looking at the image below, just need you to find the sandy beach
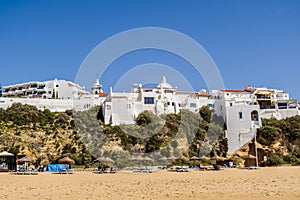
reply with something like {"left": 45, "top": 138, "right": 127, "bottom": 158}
{"left": 0, "top": 166, "right": 299, "bottom": 200}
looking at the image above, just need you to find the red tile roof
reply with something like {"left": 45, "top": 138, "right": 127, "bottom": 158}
{"left": 220, "top": 89, "right": 249, "bottom": 93}
{"left": 99, "top": 92, "right": 108, "bottom": 97}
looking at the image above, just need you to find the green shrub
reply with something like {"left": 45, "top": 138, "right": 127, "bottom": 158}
{"left": 266, "top": 154, "right": 284, "bottom": 166}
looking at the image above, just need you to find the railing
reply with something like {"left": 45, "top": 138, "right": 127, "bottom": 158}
{"left": 259, "top": 105, "right": 275, "bottom": 109}
{"left": 257, "top": 96, "right": 271, "bottom": 99}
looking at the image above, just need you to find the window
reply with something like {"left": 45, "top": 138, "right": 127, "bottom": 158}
{"left": 207, "top": 103, "right": 214, "bottom": 108}
{"left": 238, "top": 112, "right": 243, "bottom": 119}
{"left": 167, "top": 102, "right": 170, "bottom": 106}
{"left": 190, "top": 103, "right": 196, "bottom": 108}
{"left": 172, "top": 102, "right": 175, "bottom": 106}
{"left": 145, "top": 89, "right": 152, "bottom": 92}
{"left": 107, "top": 105, "right": 111, "bottom": 110}
{"left": 144, "top": 97, "right": 154, "bottom": 104}
{"left": 251, "top": 110, "right": 258, "bottom": 121}
{"left": 230, "top": 102, "right": 233, "bottom": 107}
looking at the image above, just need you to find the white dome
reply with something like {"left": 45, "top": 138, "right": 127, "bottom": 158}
{"left": 157, "top": 76, "right": 173, "bottom": 89}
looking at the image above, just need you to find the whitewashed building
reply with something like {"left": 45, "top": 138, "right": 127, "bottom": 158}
{"left": 103, "top": 77, "right": 300, "bottom": 154}
{"left": 3, "top": 79, "right": 89, "bottom": 99}
{"left": 0, "top": 79, "right": 107, "bottom": 112}
{"left": 103, "top": 76, "right": 212, "bottom": 125}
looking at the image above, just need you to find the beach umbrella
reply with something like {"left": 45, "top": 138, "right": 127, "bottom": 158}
{"left": 190, "top": 156, "right": 200, "bottom": 161}
{"left": 158, "top": 156, "right": 177, "bottom": 165}
{"left": 95, "top": 157, "right": 115, "bottom": 163}
{"left": 158, "top": 157, "right": 168, "bottom": 161}
{"left": 211, "top": 155, "right": 225, "bottom": 161}
{"left": 58, "top": 156, "right": 75, "bottom": 168}
{"left": 190, "top": 156, "right": 200, "bottom": 166}
{"left": 0, "top": 151, "right": 14, "bottom": 157}
{"left": 199, "top": 155, "right": 210, "bottom": 161}
{"left": 58, "top": 156, "right": 75, "bottom": 164}
{"left": 176, "top": 155, "right": 189, "bottom": 167}
{"left": 177, "top": 155, "right": 189, "bottom": 161}
{"left": 18, "top": 157, "right": 34, "bottom": 170}
{"left": 166, "top": 156, "right": 178, "bottom": 161}
{"left": 95, "top": 157, "right": 115, "bottom": 168}
{"left": 18, "top": 157, "right": 33, "bottom": 163}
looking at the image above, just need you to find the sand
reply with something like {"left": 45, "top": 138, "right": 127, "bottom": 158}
{"left": 0, "top": 166, "right": 299, "bottom": 200}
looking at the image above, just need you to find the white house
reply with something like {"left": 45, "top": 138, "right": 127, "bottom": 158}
{"left": 102, "top": 77, "right": 300, "bottom": 154}
{"left": 0, "top": 79, "right": 107, "bottom": 112}
{"left": 103, "top": 76, "right": 211, "bottom": 125}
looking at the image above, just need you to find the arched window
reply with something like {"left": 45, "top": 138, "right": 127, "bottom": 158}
{"left": 251, "top": 110, "right": 259, "bottom": 121}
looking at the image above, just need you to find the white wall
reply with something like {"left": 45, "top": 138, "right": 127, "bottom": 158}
{"left": 0, "top": 96, "right": 104, "bottom": 112}
{"left": 225, "top": 104, "right": 260, "bottom": 153}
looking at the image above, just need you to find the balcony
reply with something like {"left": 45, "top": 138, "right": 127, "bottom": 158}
{"left": 256, "top": 95, "right": 271, "bottom": 100}
{"left": 259, "top": 105, "right": 275, "bottom": 109}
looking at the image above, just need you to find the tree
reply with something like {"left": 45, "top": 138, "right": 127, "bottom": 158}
{"left": 266, "top": 154, "right": 284, "bottom": 166}
{"left": 257, "top": 126, "right": 281, "bottom": 145}
{"left": 135, "top": 110, "right": 153, "bottom": 126}
{"left": 199, "top": 106, "right": 212, "bottom": 123}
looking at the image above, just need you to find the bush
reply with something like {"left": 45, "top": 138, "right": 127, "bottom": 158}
{"left": 284, "top": 155, "right": 299, "bottom": 164}
{"left": 266, "top": 154, "right": 284, "bottom": 166}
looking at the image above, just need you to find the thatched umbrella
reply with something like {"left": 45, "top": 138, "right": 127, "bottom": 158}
{"left": 158, "top": 157, "right": 168, "bottom": 161}
{"left": 167, "top": 156, "right": 178, "bottom": 161}
{"left": 176, "top": 155, "right": 189, "bottom": 167}
{"left": 158, "top": 156, "right": 177, "bottom": 165}
{"left": 18, "top": 157, "right": 34, "bottom": 170}
{"left": 199, "top": 155, "right": 210, "bottom": 161}
{"left": 189, "top": 156, "right": 200, "bottom": 166}
{"left": 96, "top": 157, "right": 115, "bottom": 163}
{"left": 0, "top": 151, "right": 14, "bottom": 171}
{"left": 211, "top": 155, "right": 225, "bottom": 161}
{"left": 0, "top": 151, "right": 14, "bottom": 157}
{"left": 58, "top": 156, "right": 75, "bottom": 168}
{"left": 177, "top": 155, "right": 189, "bottom": 161}
{"left": 18, "top": 157, "right": 33, "bottom": 163}
{"left": 190, "top": 156, "right": 200, "bottom": 161}
{"left": 95, "top": 157, "right": 115, "bottom": 168}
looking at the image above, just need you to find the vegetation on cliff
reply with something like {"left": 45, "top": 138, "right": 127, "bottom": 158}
{"left": 0, "top": 103, "right": 228, "bottom": 167}
{"left": 256, "top": 116, "right": 300, "bottom": 166}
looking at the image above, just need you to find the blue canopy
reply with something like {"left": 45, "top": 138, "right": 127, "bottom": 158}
{"left": 46, "top": 164, "right": 68, "bottom": 172}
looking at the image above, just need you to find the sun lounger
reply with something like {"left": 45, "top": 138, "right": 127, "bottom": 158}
{"left": 175, "top": 167, "right": 190, "bottom": 172}
{"left": 212, "top": 164, "right": 223, "bottom": 171}
{"left": 10, "top": 170, "right": 38, "bottom": 175}
{"left": 243, "top": 166, "right": 259, "bottom": 170}
{"left": 133, "top": 167, "right": 153, "bottom": 173}
{"left": 58, "top": 168, "right": 74, "bottom": 174}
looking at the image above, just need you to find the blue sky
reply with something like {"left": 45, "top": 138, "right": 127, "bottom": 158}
{"left": 0, "top": 0, "right": 300, "bottom": 99}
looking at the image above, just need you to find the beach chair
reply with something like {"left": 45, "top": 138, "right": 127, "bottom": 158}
{"left": 175, "top": 167, "right": 190, "bottom": 172}
{"left": 212, "top": 164, "right": 222, "bottom": 171}
{"left": 110, "top": 166, "right": 117, "bottom": 173}
{"left": 244, "top": 166, "right": 259, "bottom": 170}
{"left": 103, "top": 168, "right": 111, "bottom": 173}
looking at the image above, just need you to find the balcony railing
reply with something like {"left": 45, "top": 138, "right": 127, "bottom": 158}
{"left": 256, "top": 96, "right": 271, "bottom": 99}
